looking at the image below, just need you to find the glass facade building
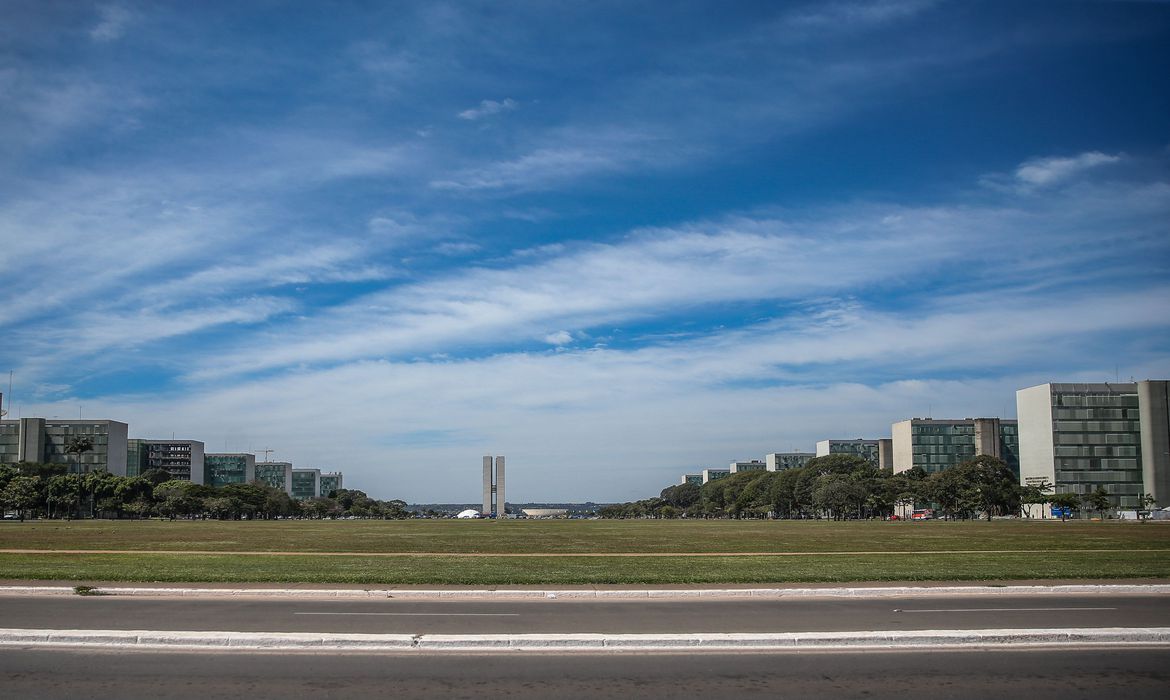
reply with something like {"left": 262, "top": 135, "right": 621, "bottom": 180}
{"left": 892, "top": 418, "right": 1019, "bottom": 476}
{"left": 0, "top": 422, "right": 21, "bottom": 464}
{"left": 701, "top": 469, "right": 730, "bottom": 484}
{"left": 126, "top": 439, "right": 147, "bottom": 478}
{"left": 319, "top": 472, "right": 343, "bottom": 497}
{"left": 816, "top": 439, "right": 882, "bottom": 465}
{"left": 765, "top": 452, "right": 815, "bottom": 471}
{"left": 1019, "top": 382, "right": 1170, "bottom": 509}
{"left": 204, "top": 453, "right": 255, "bottom": 488}
{"left": 255, "top": 462, "right": 293, "bottom": 495}
{"left": 291, "top": 468, "right": 320, "bottom": 500}
{"left": 729, "top": 460, "right": 766, "bottom": 473}
{"left": 0, "top": 418, "right": 128, "bottom": 474}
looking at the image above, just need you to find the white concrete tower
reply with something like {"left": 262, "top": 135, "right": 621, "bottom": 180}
{"left": 495, "top": 455, "right": 505, "bottom": 518}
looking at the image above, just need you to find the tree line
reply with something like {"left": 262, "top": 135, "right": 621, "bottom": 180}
{"left": 598, "top": 454, "right": 1108, "bottom": 520}
{"left": 0, "top": 462, "right": 409, "bottom": 521}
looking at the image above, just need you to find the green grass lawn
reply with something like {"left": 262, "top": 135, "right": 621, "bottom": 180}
{"left": 0, "top": 519, "right": 1167, "bottom": 584}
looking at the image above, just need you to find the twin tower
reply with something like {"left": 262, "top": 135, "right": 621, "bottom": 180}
{"left": 481, "top": 455, "right": 505, "bottom": 518}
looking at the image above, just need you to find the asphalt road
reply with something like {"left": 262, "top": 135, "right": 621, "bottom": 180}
{"left": 2, "top": 593, "right": 1168, "bottom": 634}
{"left": 1, "top": 647, "right": 1168, "bottom": 699}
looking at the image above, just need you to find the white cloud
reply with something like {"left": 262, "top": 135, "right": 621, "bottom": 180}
{"left": 174, "top": 169, "right": 1170, "bottom": 382}
{"left": 434, "top": 241, "right": 482, "bottom": 256}
{"left": 25, "top": 281, "right": 1169, "bottom": 501}
{"left": 430, "top": 127, "right": 675, "bottom": 191}
{"left": 90, "top": 4, "right": 134, "bottom": 42}
{"left": 1014, "top": 151, "right": 1122, "bottom": 187}
{"left": 458, "top": 98, "right": 518, "bottom": 120}
{"left": 786, "top": 0, "right": 937, "bottom": 30}
{"left": 543, "top": 330, "right": 573, "bottom": 346}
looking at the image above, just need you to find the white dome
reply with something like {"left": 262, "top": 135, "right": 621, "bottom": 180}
{"left": 456, "top": 509, "right": 482, "bottom": 519}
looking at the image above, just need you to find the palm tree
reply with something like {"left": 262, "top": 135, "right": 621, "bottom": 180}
{"left": 64, "top": 436, "right": 94, "bottom": 518}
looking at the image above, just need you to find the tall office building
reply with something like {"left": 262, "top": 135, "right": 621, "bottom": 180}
{"left": 679, "top": 474, "right": 703, "bottom": 486}
{"left": 482, "top": 456, "right": 505, "bottom": 517}
{"left": 255, "top": 462, "right": 294, "bottom": 495}
{"left": 815, "top": 439, "right": 888, "bottom": 466}
{"left": 319, "top": 472, "right": 343, "bottom": 497}
{"left": 1017, "top": 381, "right": 1170, "bottom": 508}
{"left": 0, "top": 418, "right": 128, "bottom": 474}
{"left": 204, "top": 453, "right": 256, "bottom": 488}
{"left": 126, "top": 439, "right": 205, "bottom": 483}
{"left": 764, "top": 452, "right": 815, "bottom": 471}
{"left": 891, "top": 418, "right": 1019, "bottom": 475}
{"left": 701, "top": 468, "right": 730, "bottom": 483}
{"left": 729, "top": 460, "right": 767, "bottom": 473}
{"left": 291, "top": 468, "right": 321, "bottom": 500}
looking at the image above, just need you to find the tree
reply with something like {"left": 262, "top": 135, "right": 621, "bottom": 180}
{"left": 263, "top": 489, "right": 297, "bottom": 519}
{"left": 139, "top": 468, "right": 173, "bottom": 487}
{"left": 1020, "top": 479, "right": 1054, "bottom": 518}
{"left": 154, "top": 480, "right": 201, "bottom": 519}
{"left": 1049, "top": 492, "right": 1081, "bottom": 521}
{"left": 63, "top": 436, "right": 94, "bottom": 474}
{"left": 304, "top": 497, "right": 340, "bottom": 519}
{"left": 46, "top": 474, "right": 83, "bottom": 519}
{"left": 961, "top": 456, "right": 1020, "bottom": 521}
{"left": 113, "top": 477, "right": 153, "bottom": 518}
{"left": 222, "top": 483, "right": 268, "bottom": 519}
{"left": 660, "top": 483, "right": 701, "bottom": 509}
{"left": 0, "top": 464, "right": 19, "bottom": 492}
{"left": 1083, "top": 487, "right": 1112, "bottom": 518}
{"left": 812, "top": 474, "right": 863, "bottom": 520}
{"left": 383, "top": 499, "right": 409, "bottom": 520}
{"left": 84, "top": 469, "right": 119, "bottom": 518}
{"left": 63, "top": 436, "right": 94, "bottom": 518}
{"left": 1, "top": 476, "right": 42, "bottom": 521}
{"left": 203, "top": 495, "right": 242, "bottom": 520}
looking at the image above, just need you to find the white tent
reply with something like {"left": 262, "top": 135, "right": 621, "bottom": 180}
{"left": 456, "top": 509, "right": 481, "bottom": 519}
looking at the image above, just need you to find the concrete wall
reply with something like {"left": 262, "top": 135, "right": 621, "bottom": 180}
{"left": 17, "top": 417, "right": 44, "bottom": 463}
{"left": 482, "top": 456, "right": 493, "bottom": 515}
{"left": 1138, "top": 380, "right": 1170, "bottom": 507}
{"left": 495, "top": 455, "right": 505, "bottom": 517}
{"left": 188, "top": 441, "right": 205, "bottom": 485}
{"left": 878, "top": 439, "right": 893, "bottom": 470}
{"left": 104, "top": 421, "right": 129, "bottom": 476}
{"left": 891, "top": 420, "right": 914, "bottom": 473}
{"left": 973, "top": 418, "right": 1002, "bottom": 460}
{"left": 1016, "top": 383, "right": 1056, "bottom": 488}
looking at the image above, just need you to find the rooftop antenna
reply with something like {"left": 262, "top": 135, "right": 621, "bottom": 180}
{"left": 260, "top": 447, "right": 274, "bottom": 462}
{"left": 3, "top": 370, "right": 11, "bottom": 418}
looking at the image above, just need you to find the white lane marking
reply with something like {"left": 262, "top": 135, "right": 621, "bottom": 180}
{"left": 294, "top": 612, "right": 521, "bottom": 617}
{"left": 898, "top": 607, "right": 1117, "bottom": 613}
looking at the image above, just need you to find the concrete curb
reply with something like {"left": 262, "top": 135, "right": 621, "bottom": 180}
{"left": 2, "top": 584, "right": 1169, "bottom": 599}
{"left": 1, "top": 627, "right": 1168, "bottom": 652}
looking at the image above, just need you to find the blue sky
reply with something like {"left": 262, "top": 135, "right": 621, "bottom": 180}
{"left": 1, "top": 1, "right": 1168, "bottom": 502}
